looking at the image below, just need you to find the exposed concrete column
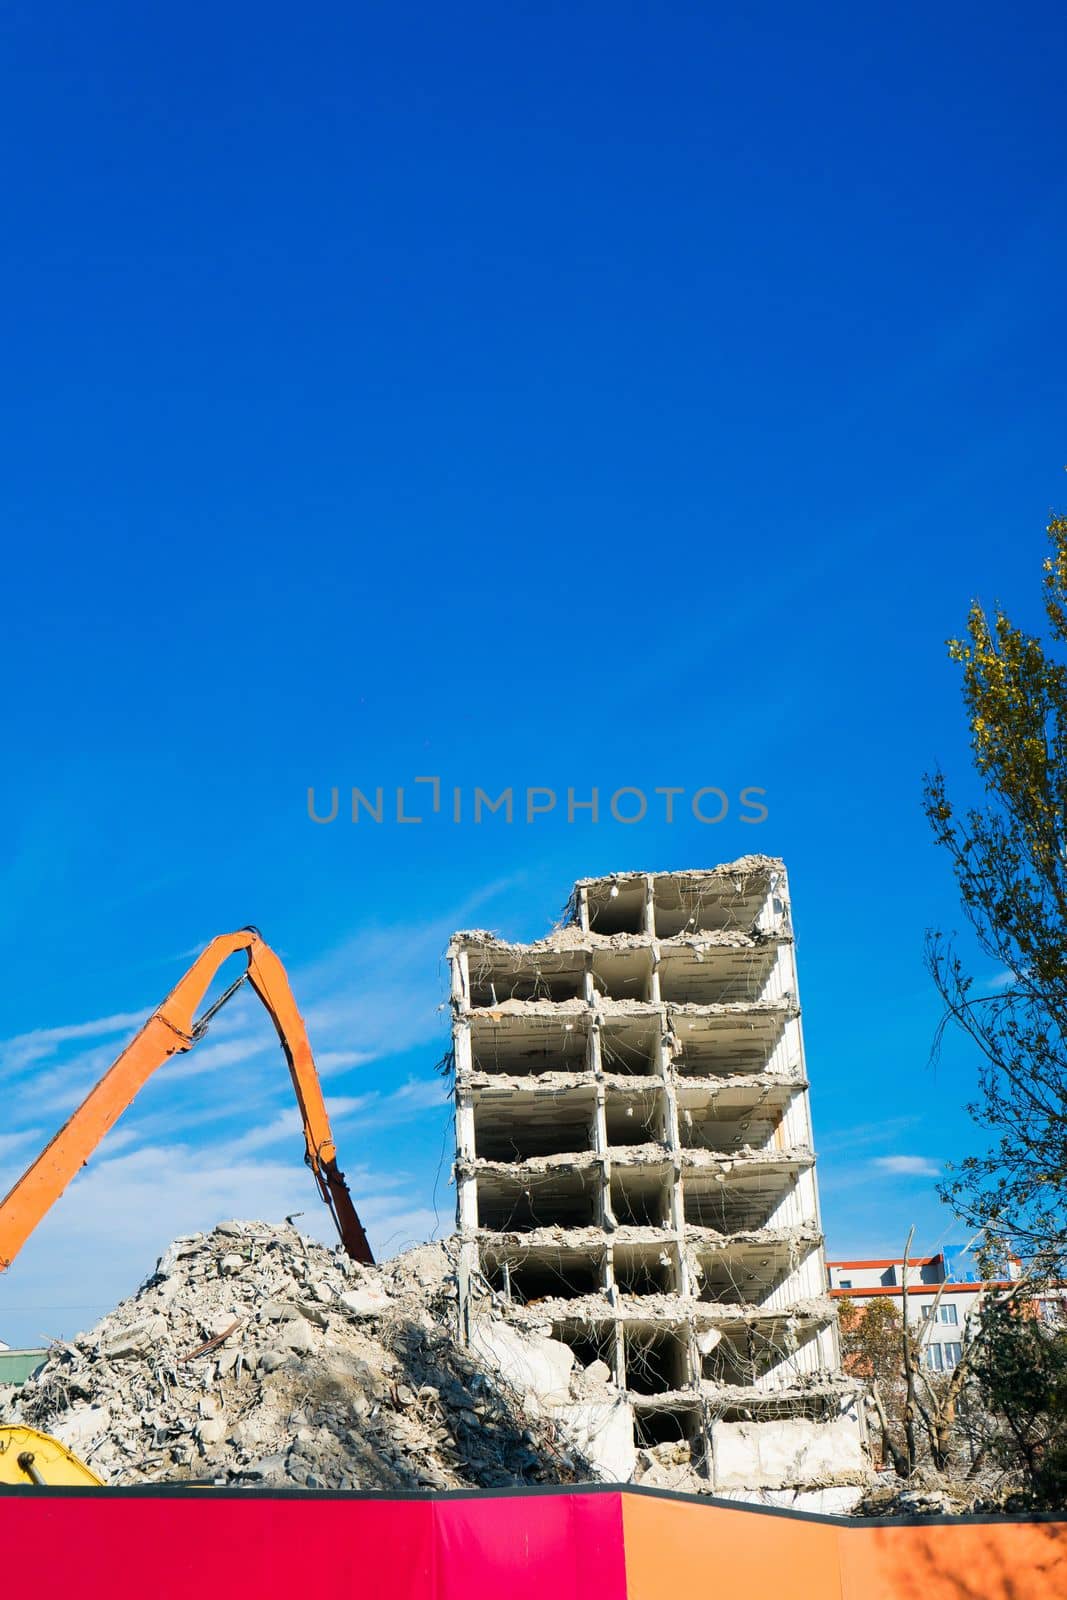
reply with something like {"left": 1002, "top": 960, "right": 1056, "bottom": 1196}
{"left": 757, "top": 865, "right": 789, "bottom": 935}
{"left": 605, "top": 1240, "right": 619, "bottom": 1309}
{"left": 589, "top": 1012, "right": 611, "bottom": 1178}
{"left": 648, "top": 941, "right": 662, "bottom": 1006}
{"left": 684, "top": 1315, "right": 700, "bottom": 1388}
{"left": 582, "top": 949, "right": 596, "bottom": 1007}
{"left": 782, "top": 909, "right": 833, "bottom": 1330}
{"left": 451, "top": 948, "right": 471, "bottom": 1010}
{"left": 450, "top": 945, "right": 478, "bottom": 1344}
{"left": 453, "top": 1020, "right": 479, "bottom": 1250}
{"left": 658, "top": 1005, "right": 690, "bottom": 1296}
{"left": 762, "top": 942, "right": 790, "bottom": 1003}
{"left": 768, "top": 1012, "right": 801, "bottom": 1077}
{"left": 781, "top": 1086, "right": 813, "bottom": 1149}
{"left": 795, "top": 1165, "right": 819, "bottom": 1221}
{"left": 588, "top": 1012, "right": 604, "bottom": 1076}
{"left": 590, "top": 1018, "right": 614, "bottom": 1237}
{"left": 610, "top": 1315, "right": 627, "bottom": 1389}
{"left": 455, "top": 1111, "right": 478, "bottom": 1230}
{"left": 595, "top": 1011, "right": 623, "bottom": 1314}
{"left": 453, "top": 1018, "right": 475, "bottom": 1107}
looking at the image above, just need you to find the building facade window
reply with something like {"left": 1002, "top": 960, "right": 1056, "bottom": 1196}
{"left": 924, "top": 1344, "right": 944, "bottom": 1371}
{"left": 938, "top": 1304, "right": 958, "bottom": 1325}
{"left": 943, "top": 1342, "right": 962, "bottom": 1368}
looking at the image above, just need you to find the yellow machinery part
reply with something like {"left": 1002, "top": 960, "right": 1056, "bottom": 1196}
{"left": 0, "top": 1425, "right": 103, "bottom": 1486}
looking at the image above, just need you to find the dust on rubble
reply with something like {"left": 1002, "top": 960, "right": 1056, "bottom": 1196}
{"left": 0, "top": 1221, "right": 608, "bottom": 1491}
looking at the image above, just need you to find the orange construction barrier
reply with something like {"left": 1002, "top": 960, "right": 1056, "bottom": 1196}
{"left": 622, "top": 1491, "right": 1067, "bottom": 1600}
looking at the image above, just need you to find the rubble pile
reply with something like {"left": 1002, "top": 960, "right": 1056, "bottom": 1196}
{"left": 0, "top": 1221, "right": 616, "bottom": 1490}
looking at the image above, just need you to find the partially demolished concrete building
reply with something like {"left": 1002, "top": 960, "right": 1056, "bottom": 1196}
{"left": 449, "top": 856, "right": 869, "bottom": 1502}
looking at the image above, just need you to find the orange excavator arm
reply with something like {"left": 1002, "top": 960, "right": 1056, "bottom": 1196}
{"left": 0, "top": 928, "right": 374, "bottom": 1271}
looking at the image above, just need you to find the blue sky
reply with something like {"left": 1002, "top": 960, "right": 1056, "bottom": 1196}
{"left": 1, "top": 3, "right": 1065, "bottom": 1345}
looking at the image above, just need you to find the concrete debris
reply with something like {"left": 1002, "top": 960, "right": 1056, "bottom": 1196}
{"left": 571, "top": 856, "right": 785, "bottom": 891}
{"left": 711, "top": 1418, "right": 868, "bottom": 1492}
{"left": 455, "top": 928, "right": 784, "bottom": 956}
{"left": 850, "top": 1478, "right": 1044, "bottom": 1519}
{"left": 0, "top": 1221, "right": 635, "bottom": 1491}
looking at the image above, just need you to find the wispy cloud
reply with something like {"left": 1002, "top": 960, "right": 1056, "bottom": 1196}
{"left": 819, "top": 1115, "right": 920, "bottom": 1156}
{"left": 0, "top": 1010, "right": 145, "bottom": 1076}
{"left": 873, "top": 1155, "right": 940, "bottom": 1178}
{"left": 227, "top": 1094, "right": 371, "bottom": 1156}
{"left": 294, "top": 874, "right": 524, "bottom": 1071}
{"left": 373, "top": 1080, "right": 448, "bottom": 1117}
{"left": 0, "top": 1128, "right": 45, "bottom": 1162}
{"left": 317, "top": 1049, "right": 378, "bottom": 1074}
{"left": 10, "top": 1040, "right": 143, "bottom": 1116}
{"left": 226, "top": 1079, "right": 447, "bottom": 1157}
{"left": 163, "top": 1031, "right": 273, "bottom": 1083}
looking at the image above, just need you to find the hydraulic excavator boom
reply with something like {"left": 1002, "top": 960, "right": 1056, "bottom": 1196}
{"left": 0, "top": 928, "right": 374, "bottom": 1271}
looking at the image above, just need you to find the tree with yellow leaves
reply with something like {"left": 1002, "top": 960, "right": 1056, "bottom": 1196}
{"left": 925, "top": 511, "right": 1067, "bottom": 1274}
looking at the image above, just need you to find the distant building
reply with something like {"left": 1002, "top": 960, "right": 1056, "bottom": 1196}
{"left": 827, "top": 1252, "right": 1067, "bottom": 1373}
{"left": 0, "top": 1346, "right": 47, "bottom": 1386}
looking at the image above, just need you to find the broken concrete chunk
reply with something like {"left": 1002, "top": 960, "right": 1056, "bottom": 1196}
{"left": 257, "top": 1347, "right": 290, "bottom": 1374}
{"left": 49, "top": 1404, "right": 111, "bottom": 1451}
{"left": 243, "top": 1451, "right": 289, "bottom": 1481}
{"left": 711, "top": 1419, "right": 867, "bottom": 1493}
{"left": 229, "top": 1414, "right": 270, "bottom": 1451}
{"left": 468, "top": 1321, "right": 575, "bottom": 1407}
{"left": 338, "top": 1283, "right": 392, "bottom": 1318}
{"left": 203, "top": 1310, "right": 241, "bottom": 1339}
{"left": 553, "top": 1399, "right": 636, "bottom": 1482}
{"left": 296, "top": 1301, "right": 330, "bottom": 1329}
{"left": 214, "top": 1348, "right": 241, "bottom": 1378}
{"left": 278, "top": 1316, "right": 315, "bottom": 1354}
{"left": 155, "top": 1236, "right": 206, "bottom": 1278}
{"left": 105, "top": 1314, "right": 166, "bottom": 1358}
{"left": 261, "top": 1300, "right": 299, "bottom": 1322}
